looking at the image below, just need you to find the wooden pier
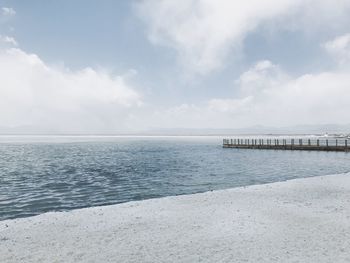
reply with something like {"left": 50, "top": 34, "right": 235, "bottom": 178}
{"left": 223, "top": 138, "right": 350, "bottom": 152}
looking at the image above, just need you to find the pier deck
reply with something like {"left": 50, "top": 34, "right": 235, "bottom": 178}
{"left": 223, "top": 138, "right": 350, "bottom": 152}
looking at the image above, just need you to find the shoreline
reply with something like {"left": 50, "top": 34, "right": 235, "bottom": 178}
{"left": 1, "top": 173, "right": 350, "bottom": 262}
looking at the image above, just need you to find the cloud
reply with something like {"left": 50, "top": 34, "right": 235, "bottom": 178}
{"left": 0, "top": 47, "right": 142, "bottom": 133}
{"left": 1, "top": 7, "right": 16, "bottom": 25}
{"left": 236, "top": 60, "right": 288, "bottom": 95}
{"left": 1, "top": 7, "right": 16, "bottom": 17}
{"left": 207, "top": 60, "right": 350, "bottom": 127}
{"left": 147, "top": 52, "right": 350, "bottom": 129}
{"left": 323, "top": 33, "right": 350, "bottom": 65}
{"left": 0, "top": 35, "right": 18, "bottom": 46}
{"left": 136, "top": 0, "right": 350, "bottom": 75}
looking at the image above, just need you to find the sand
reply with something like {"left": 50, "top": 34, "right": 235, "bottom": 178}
{"left": 1, "top": 173, "right": 350, "bottom": 263}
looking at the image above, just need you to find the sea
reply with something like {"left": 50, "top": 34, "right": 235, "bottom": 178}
{"left": 1, "top": 135, "right": 350, "bottom": 221}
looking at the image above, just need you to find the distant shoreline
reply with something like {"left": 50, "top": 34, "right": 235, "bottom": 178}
{"left": 0, "top": 133, "right": 340, "bottom": 137}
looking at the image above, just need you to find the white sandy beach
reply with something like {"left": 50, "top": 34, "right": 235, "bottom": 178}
{"left": 1, "top": 173, "right": 350, "bottom": 263}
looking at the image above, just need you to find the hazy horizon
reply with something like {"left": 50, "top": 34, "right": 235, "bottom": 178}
{"left": 1, "top": 123, "right": 350, "bottom": 136}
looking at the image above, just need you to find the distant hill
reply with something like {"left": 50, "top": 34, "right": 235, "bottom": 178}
{"left": 1, "top": 124, "right": 349, "bottom": 136}
{"left": 143, "top": 124, "right": 350, "bottom": 136}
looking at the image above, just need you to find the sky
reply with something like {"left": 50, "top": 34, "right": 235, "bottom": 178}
{"left": 1, "top": 0, "right": 350, "bottom": 134}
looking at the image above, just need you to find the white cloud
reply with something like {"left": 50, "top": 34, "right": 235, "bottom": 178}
{"left": 0, "top": 48, "right": 142, "bottom": 133}
{"left": 0, "top": 35, "right": 18, "bottom": 46}
{"left": 323, "top": 33, "right": 350, "bottom": 65}
{"left": 1, "top": 7, "right": 16, "bottom": 17}
{"left": 136, "top": 0, "right": 350, "bottom": 75}
{"left": 2, "top": 48, "right": 348, "bottom": 133}
{"left": 207, "top": 60, "right": 350, "bottom": 127}
{"left": 136, "top": 0, "right": 300, "bottom": 74}
{"left": 236, "top": 60, "right": 288, "bottom": 95}
{"left": 147, "top": 55, "right": 350, "bottom": 129}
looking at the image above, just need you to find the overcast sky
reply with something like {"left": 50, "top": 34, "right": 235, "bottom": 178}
{"left": 1, "top": 0, "right": 350, "bottom": 133}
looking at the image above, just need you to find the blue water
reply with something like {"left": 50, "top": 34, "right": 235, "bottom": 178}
{"left": 1, "top": 136, "right": 350, "bottom": 221}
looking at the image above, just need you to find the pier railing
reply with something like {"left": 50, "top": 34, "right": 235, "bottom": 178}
{"left": 223, "top": 138, "right": 349, "bottom": 152}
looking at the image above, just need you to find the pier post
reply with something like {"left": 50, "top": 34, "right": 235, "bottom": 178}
{"left": 326, "top": 140, "right": 328, "bottom": 147}
{"left": 308, "top": 139, "right": 311, "bottom": 146}
{"left": 317, "top": 139, "right": 319, "bottom": 146}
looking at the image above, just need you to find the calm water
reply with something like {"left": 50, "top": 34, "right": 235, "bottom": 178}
{"left": 1, "top": 136, "right": 350, "bottom": 221}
